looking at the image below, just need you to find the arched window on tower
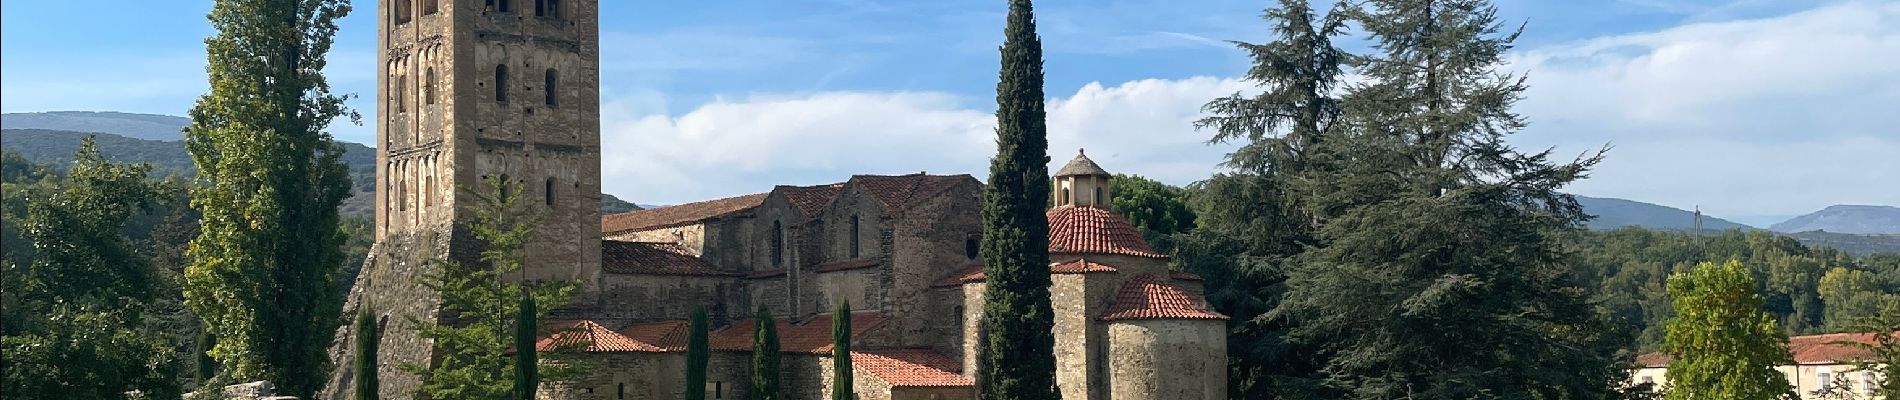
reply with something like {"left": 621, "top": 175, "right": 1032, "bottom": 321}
{"left": 965, "top": 236, "right": 979, "bottom": 259}
{"left": 1060, "top": 186, "right": 1070, "bottom": 206}
{"left": 849, "top": 215, "right": 861, "bottom": 258}
{"left": 544, "top": 177, "right": 555, "bottom": 207}
{"left": 496, "top": 0, "right": 512, "bottom": 13}
{"left": 535, "top": 0, "right": 547, "bottom": 17}
{"left": 1094, "top": 186, "right": 1104, "bottom": 205}
{"left": 544, "top": 69, "right": 558, "bottom": 107}
{"left": 494, "top": 64, "right": 509, "bottom": 103}
{"left": 771, "top": 220, "right": 784, "bottom": 268}
{"left": 424, "top": 67, "right": 435, "bottom": 105}
{"left": 395, "top": 74, "right": 406, "bottom": 113}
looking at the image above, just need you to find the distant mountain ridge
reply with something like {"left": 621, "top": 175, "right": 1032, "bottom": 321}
{"left": 1771, "top": 205, "right": 1900, "bottom": 234}
{"left": 1, "top": 111, "right": 190, "bottom": 141}
{"left": 1576, "top": 195, "right": 1755, "bottom": 231}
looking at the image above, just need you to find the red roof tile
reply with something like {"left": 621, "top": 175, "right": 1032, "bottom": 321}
{"left": 1099, "top": 274, "right": 1228, "bottom": 321}
{"left": 601, "top": 193, "right": 767, "bottom": 233}
{"left": 852, "top": 349, "right": 974, "bottom": 388}
{"left": 933, "top": 262, "right": 987, "bottom": 288}
{"left": 777, "top": 184, "right": 845, "bottom": 219}
{"left": 616, "top": 320, "right": 690, "bottom": 352}
{"left": 1634, "top": 352, "right": 1671, "bottom": 368}
{"left": 1789, "top": 331, "right": 1889, "bottom": 364}
{"left": 600, "top": 241, "right": 736, "bottom": 276}
{"left": 708, "top": 312, "right": 888, "bottom": 354}
{"left": 935, "top": 259, "right": 1117, "bottom": 287}
{"left": 1046, "top": 206, "right": 1166, "bottom": 259}
{"left": 816, "top": 258, "right": 881, "bottom": 273}
{"left": 848, "top": 174, "right": 973, "bottom": 215}
{"left": 539, "top": 320, "right": 664, "bottom": 353}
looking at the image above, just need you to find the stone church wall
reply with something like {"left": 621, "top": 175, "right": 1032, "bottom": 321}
{"left": 1106, "top": 319, "right": 1227, "bottom": 400}
{"left": 597, "top": 274, "right": 737, "bottom": 323}
{"left": 886, "top": 181, "right": 983, "bottom": 348}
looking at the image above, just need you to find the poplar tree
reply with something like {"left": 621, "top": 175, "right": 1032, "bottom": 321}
{"left": 831, "top": 300, "right": 853, "bottom": 400}
{"left": 1267, "top": 0, "right": 1624, "bottom": 397}
{"left": 752, "top": 305, "right": 781, "bottom": 400}
{"left": 980, "top": 0, "right": 1058, "bottom": 398}
{"left": 1663, "top": 260, "right": 1797, "bottom": 400}
{"left": 181, "top": 0, "right": 356, "bottom": 396}
{"left": 687, "top": 307, "right": 709, "bottom": 400}
{"left": 354, "top": 303, "right": 378, "bottom": 400}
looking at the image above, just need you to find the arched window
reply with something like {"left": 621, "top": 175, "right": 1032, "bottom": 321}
{"left": 535, "top": 0, "right": 547, "bottom": 16}
{"left": 1060, "top": 187, "right": 1070, "bottom": 205}
{"left": 771, "top": 221, "right": 784, "bottom": 267}
{"left": 544, "top": 177, "right": 555, "bottom": 207}
{"left": 544, "top": 69, "right": 558, "bottom": 107}
{"left": 494, "top": 64, "right": 509, "bottom": 103}
{"left": 849, "top": 215, "right": 861, "bottom": 258}
{"left": 1094, "top": 186, "right": 1103, "bottom": 205}
{"left": 424, "top": 67, "right": 435, "bottom": 105}
{"left": 548, "top": 0, "right": 561, "bottom": 19}
{"left": 497, "top": 0, "right": 512, "bottom": 13}
{"left": 617, "top": 383, "right": 625, "bottom": 399}
{"left": 395, "top": 74, "right": 407, "bottom": 113}
{"left": 965, "top": 236, "right": 979, "bottom": 259}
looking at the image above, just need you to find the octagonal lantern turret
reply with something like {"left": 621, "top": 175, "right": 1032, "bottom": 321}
{"left": 1054, "top": 148, "right": 1112, "bottom": 208}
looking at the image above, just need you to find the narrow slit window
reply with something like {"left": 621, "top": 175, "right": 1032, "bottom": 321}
{"left": 849, "top": 215, "right": 861, "bottom": 258}
{"left": 424, "top": 67, "right": 435, "bottom": 105}
{"left": 497, "top": 0, "right": 512, "bottom": 13}
{"left": 1094, "top": 186, "right": 1104, "bottom": 205}
{"left": 544, "top": 178, "right": 555, "bottom": 206}
{"left": 965, "top": 237, "right": 979, "bottom": 259}
{"left": 544, "top": 69, "right": 558, "bottom": 107}
{"left": 395, "top": 75, "right": 406, "bottom": 113}
{"left": 771, "top": 220, "right": 784, "bottom": 267}
{"left": 495, "top": 64, "right": 509, "bottom": 103}
{"left": 535, "top": 0, "right": 547, "bottom": 16}
{"left": 422, "top": 0, "right": 437, "bottom": 15}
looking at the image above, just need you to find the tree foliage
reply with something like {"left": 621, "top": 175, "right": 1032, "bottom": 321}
{"left": 1106, "top": 174, "right": 1195, "bottom": 252}
{"left": 1, "top": 138, "right": 180, "bottom": 399}
{"left": 180, "top": 0, "right": 357, "bottom": 396}
{"left": 406, "top": 176, "right": 582, "bottom": 399}
{"left": 687, "top": 306, "right": 709, "bottom": 400}
{"left": 1662, "top": 260, "right": 1796, "bottom": 400}
{"left": 354, "top": 303, "right": 378, "bottom": 400}
{"left": 980, "top": 0, "right": 1059, "bottom": 399}
{"left": 832, "top": 300, "right": 854, "bottom": 400}
{"left": 752, "top": 305, "right": 782, "bottom": 400}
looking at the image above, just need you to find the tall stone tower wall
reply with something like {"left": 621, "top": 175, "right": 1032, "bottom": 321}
{"left": 324, "top": 1, "right": 603, "bottom": 398}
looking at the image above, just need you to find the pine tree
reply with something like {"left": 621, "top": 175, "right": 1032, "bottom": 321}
{"left": 180, "top": 0, "right": 356, "bottom": 396}
{"left": 1188, "top": 0, "right": 1348, "bottom": 396}
{"left": 1267, "top": 0, "right": 1623, "bottom": 398}
{"left": 687, "top": 306, "right": 710, "bottom": 400}
{"left": 1663, "top": 260, "right": 1797, "bottom": 400}
{"left": 354, "top": 303, "right": 378, "bottom": 400}
{"left": 406, "top": 176, "right": 582, "bottom": 398}
{"left": 980, "top": 0, "right": 1058, "bottom": 399}
{"left": 831, "top": 300, "right": 853, "bottom": 400}
{"left": 513, "top": 294, "right": 538, "bottom": 400}
{"left": 752, "top": 305, "right": 781, "bottom": 400}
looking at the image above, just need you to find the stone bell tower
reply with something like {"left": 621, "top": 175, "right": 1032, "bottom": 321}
{"left": 326, "top": 0, "right": 603, "bottom": 398}
{"left": 1054, "top": 148, "right": 1112, "bottom": 207}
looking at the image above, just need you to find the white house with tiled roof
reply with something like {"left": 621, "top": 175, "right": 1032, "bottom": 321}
{"left": 1632, "top": 332, "right": 1892, "bottom": 399}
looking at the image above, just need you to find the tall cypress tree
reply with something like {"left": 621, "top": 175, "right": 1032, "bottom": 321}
{"left": 980, "top": 0, "right": 1058, "bottom": 399}
{"left": 513, "top": 294, "right": 538, "bottom": 400}
{"left": 831, "top": 300, "right": 852, "bottom": 400}
{"left": 1269, "top": 0, "right": 1623, "bottom": 398}
{"left": 687, "top": 306, "right": 709, "bottom": 400}
{"left": 181, "top": 0, "right": 355, "bottom": 397}
{"left": 751, "top": 305, "right": 781, "bottom": 400}
{"left": 354, "top": 303, "right": 378, "bottom": 400}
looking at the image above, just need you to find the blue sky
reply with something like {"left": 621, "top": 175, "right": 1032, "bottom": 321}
{"left": 3, "top": 0, "right": 1896, "bottom": 225}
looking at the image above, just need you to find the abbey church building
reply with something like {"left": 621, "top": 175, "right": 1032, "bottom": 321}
{"left": 323, "top": 1, "right": 1227, "bottom": 399}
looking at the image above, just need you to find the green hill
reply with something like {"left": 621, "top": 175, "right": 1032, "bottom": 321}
{"left": 1771, "top": 205, "right": 1900, "bottom": 234}
{"left": 1, "top": 111, "right": 191, "bottom": 141}
{"left": 1576, "top": 195, "right": 1755, "bottom": 231}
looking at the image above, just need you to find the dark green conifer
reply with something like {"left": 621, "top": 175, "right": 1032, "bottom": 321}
{"left": 687, "top": 306, "right": 709, "bottom": 400}
{"left": 513, "top": 294, "right": 538, "bottom": 400}
{"left": 979, "top": 0, "right": 1059, "bottom": 399}
{"left": 831, "top": 300, "right": 852, "bottom": 400}
{"left": 751, "top": 305, "right": 781, "bottom": 400}
{"left": 354, "top": 303, "right": 378, "bottom": 400}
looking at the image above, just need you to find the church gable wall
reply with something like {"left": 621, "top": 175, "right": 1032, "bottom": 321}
{"left": 885, "top": 180, "right": 982, "bottom": 347}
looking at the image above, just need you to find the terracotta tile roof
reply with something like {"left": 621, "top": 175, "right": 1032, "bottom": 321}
{"left": 852, "top": 349, "right": 975, "bottom": 388}
{"left": 1634, "top": 352, "right": 1671, "bottom": 368}
{"left": 600, "top": 241, "right": 736, "bottom": 276}
{"left": 776, "top": 183, "right": 846, "bottom": 219}
{"left": 538, "top": 320, "right": 664, "bottom": 353}
{"left": 1171, "top": 271, "right": 1204, "bottom": 281}
{"left": 708, "top": 312, "right": 888, "bottom": 354}
{"left": 1054, "top": 149, "right": 1111, "bottom": 177}
{"left": 601, "top": 193, "right": 767, "bottom": 233}
{"left": 847, "top": 174, "right": 973, "bottom": 215}
{"left": 616, "top": 320, "right": 690, "bottom": 352}
{"left": 1046, "top": 205, "right": 1167, "bottom": 259}
{"left": 816, "top": 258, "right": 881, "bottom": 273}
{"left": 1789, "top": 331, "right": 1889, "bottom": 364}
{"left": 937, "top": 258, "right": 1118, "bottom": 287}
{"left": 1099, "top": 274, "right": 1228, "bottom": 321}
{"left": 1049, "top": 258, "right": 1118, "bottom": 274}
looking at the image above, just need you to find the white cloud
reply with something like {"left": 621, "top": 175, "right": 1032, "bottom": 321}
{"left": 599, "top": 77, "right": 1249, "bottom": 204}
{"left": 1509, "top": 0, "right": 1900, "bottom": 217}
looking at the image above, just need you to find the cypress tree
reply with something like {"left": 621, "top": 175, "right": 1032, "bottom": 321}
{"left": 687, "top": 306, "right": 709, "bottom": 400}
{"left": 513, "top": 294, "right": 538, "bottom": 400}
{"left": 751, "top": 305, "right": 781, "bottom": 400}
{"left": 980, "top": 0, "right": 1058, "bottom": 399}
{"left": 831, "top": 300, "right": 852, "bottom": 400}
{"left": 181, "top": 0, "right": 355, "bottom": 396}
{"left": 354, "top": 303, "right": 378, "bottom": 400}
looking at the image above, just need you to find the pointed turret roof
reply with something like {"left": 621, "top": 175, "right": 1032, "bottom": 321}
{"left": 1054, "top": 148, "right": 1110, "bottom": 178}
